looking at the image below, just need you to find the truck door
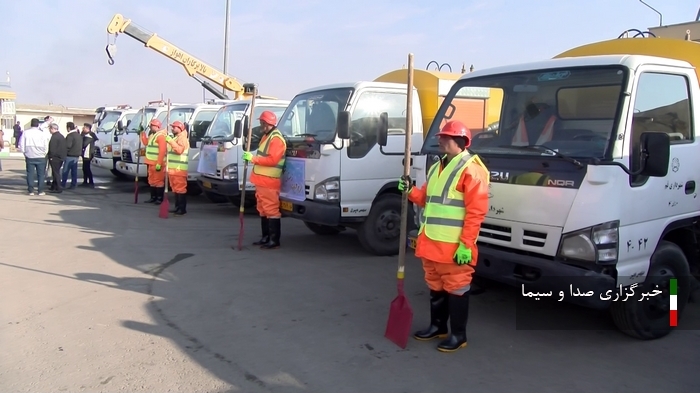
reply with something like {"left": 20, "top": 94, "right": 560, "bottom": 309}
{"left": 188, "top": 110, "right": 218, "bottom": 175}
{"left": 619, "top": 66, "right": 698, "bottom": 269}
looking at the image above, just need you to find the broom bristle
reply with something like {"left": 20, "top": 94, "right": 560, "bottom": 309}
{"left": 159, "top": 198, "right": 169, "bottom": 219}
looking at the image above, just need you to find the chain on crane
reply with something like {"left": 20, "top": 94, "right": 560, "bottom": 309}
{"left": 106, "top": 32, "right": 118, "bottom": 65}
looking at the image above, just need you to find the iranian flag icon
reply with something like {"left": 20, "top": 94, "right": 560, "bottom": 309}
{"left": 670, "top": 278, "right": 678, "bottom": 327}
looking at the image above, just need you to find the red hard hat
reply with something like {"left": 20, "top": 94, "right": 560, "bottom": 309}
{"left": 149, "top": 119, "right": 162, "bottom": 128}
{"left": 170, "top": 120, "right": 185, "bottom": 130}
{"left": 436, "top": 120, "right": 471, "bottom": 143}
{"left": 258, "top": 110, "right": 277, "bottom": 126}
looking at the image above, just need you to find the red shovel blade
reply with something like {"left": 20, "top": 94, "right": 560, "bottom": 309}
{"left": 158, "top": 198, "right": 169, "bottom": 219}
{"left": 385, "top": 280, "right": 413, "bottom": 349}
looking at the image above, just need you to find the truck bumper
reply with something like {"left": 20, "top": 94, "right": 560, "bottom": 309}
{"left": 280, "top": 197, "right": 341, "bottom": 227}
{"left": 116, "top": 161, "right": 147, "bottom": 177}
{"left": 92, "top": 157, "right": 115, "bottom": 170}
{"left": 197, "top": 176, "right": 240, "bottom": 197}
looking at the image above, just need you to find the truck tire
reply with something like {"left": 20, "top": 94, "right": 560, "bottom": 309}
{"left": 228, "top": 195, "right": 256, "bottom": 210}
{"left": 186, "top": 182, "right": 203, "bottom": 196}
{"left": 610, "top": 240, "right": 691, "bottom": 340}
{"left": 304, "top": 221, "right": 341, "bottom": 236}
{"left": 111, "top": 169, "right": 129, "bottom": 180}
{"left": 357, "top": 193, "right": 414, "bottom": 256}
{"left": 203, "top": 190, "right": 228, "bottom": 204}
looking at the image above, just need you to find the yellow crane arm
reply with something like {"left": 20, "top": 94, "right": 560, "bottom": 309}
{"left": 107, "top": 13, "right": 249, "bottom": 98}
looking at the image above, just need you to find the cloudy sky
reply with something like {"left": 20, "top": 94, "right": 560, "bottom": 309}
{"left": 0, "top": 0, "right": 696, "bottom": 109}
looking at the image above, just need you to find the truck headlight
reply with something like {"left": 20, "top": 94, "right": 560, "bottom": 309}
{"left": 314, "top": 177, "right": 339, "bottom": 202}
{"left": 222, "top": 164, "right": 238, "bottom": 180}
{"left": 104, "top": 145, "right": 112, "bottom": 153}
{"left": 558, "top": 220, "right": 619, "bottom": 264}
{"left": 134, "top": 148, "right": 145, "bottom": 157}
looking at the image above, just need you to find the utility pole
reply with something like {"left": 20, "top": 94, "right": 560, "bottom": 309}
{"left": 223, "top": 0, "right": 231, "bottom": 96}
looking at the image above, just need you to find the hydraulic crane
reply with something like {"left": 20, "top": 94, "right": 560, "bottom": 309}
{"left": 105, "top": 13, "right": 273, "bottom": 101}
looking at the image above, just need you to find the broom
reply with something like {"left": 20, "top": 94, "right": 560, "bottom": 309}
{"left": 237, "top": 84, "right": 257, "bottom": 251}
{"left": 158, "top": 99, "right": 171, "bottom": 219}
{"left": 384, "top": 53, "right": 415, "bottom": 349}
{"left": 134, "top": 105, "right": 145, "bottom": 203}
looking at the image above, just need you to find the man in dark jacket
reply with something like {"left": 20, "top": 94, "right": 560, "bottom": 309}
{"left": 47, "top": 123, "right": 67, "bottom": 193}
{"left": 62, "top": 122, "right": 82, "bottom": 189}
{"left": 81, "top": 123, "right": 98, "bottom": 187}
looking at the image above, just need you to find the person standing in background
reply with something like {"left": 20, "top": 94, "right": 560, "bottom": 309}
{"left": 62, "top": 122, "right": 82, "bottom": 189}
{"left": 19, "top": 118, "right": 50, "bottom": 196}
{"left": 47, "top": 123, "right": 67, "bottom": 193}
{"left": 81, "top": 123, "right": 97, "bottom": 187}
{"left": 13, "top": 121, "right": 22, "bottom": 149}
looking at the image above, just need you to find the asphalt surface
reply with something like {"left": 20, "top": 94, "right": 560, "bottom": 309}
{"left": 1, "top": 157, "right": 699, "bottom": 393}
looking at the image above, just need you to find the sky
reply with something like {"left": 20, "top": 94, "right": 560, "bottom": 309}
{"left": 0, "top": 0, "right": 697, "bottom": 109}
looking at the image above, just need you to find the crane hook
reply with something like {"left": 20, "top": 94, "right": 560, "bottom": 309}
{"left": 106, "top": 43, "right": 117, "bottom": 66}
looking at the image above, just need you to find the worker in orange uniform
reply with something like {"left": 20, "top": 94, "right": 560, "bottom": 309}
{"left": 242, "top": 110, "right": 287, "bottom": 249}
{"left": 398, "top": 120, "right": 489, "bottom": 352}
{"left": 165, "top": 121, "right": 189, "bottom": 216}
{"left": 141, "top": 118, "right": 168, "bottom": 204}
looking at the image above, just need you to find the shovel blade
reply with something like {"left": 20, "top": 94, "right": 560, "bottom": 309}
{"left": 384, "top": 293, "right": 413, "bottom": 349}
{"left": 159, "top": 198, "right": 170, "bottom": 219}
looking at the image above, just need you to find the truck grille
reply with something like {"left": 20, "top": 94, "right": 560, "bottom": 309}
{"left": 94, "top": 147, "right": 101, "bottom": 158}
{"left": 479, "top": 223, "right": 547, "bottom": 248}
{"left": 121, "top": 150, "right": 133, "bottom": 163}
{"left": 305, "top": 185, "right": 310, "bottom": 196}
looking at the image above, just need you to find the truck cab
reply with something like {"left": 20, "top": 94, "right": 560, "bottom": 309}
{"left": 197, "top": 99, "right": 290, "bottom": 207}
{"left": 92, "top": 105, "right": 137, "bottom": 178}
{"left": 115, "top": 102, "right": 171, "bottom": 179}
{"left": 275, "top": 81, "right": 425, "bottom": 255}
{"left": 406, "top": 35, "right": 699, "bottom": 339}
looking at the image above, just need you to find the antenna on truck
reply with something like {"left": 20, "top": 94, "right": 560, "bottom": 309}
{"left": 639, "top": 0, "right": 663, "bottom": 27}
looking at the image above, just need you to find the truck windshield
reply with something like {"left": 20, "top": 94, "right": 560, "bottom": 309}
{"left": 206, "top": 104, "right": 288, "bottom": 140}
{"left": 423, "top": 66, "right": 627, "bottom": 160}
{"left": 125, "top": 108, "right": 157, "bottom": 133}
{"left": 96, "top": 111, "right": 121, "bottom": 133}
{"left": 154, "top": 108, "right": 194, "bottom": 130}
{"left": 278, "top": 88, "right": 353, "bottom": 143}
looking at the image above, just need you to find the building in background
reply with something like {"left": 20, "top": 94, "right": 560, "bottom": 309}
{"left": 1, "top": 73, "right": 17, "bottom": 151}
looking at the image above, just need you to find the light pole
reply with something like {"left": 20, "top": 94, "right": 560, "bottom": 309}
{"left": 223, "top": 0, "right": 231, "bottom": 96}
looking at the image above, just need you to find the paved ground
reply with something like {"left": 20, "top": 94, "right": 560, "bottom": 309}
{"left": 1, "top": 157, "right": 699, "bottom": 393}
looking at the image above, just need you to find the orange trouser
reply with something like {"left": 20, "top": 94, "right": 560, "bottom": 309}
{"left": 422, "top": 258, "right": 475, "bottom": 295}
{"left": 147, "top": 164, "right": 166, "bottom": 187}
{"left": 168, "top": 173, "right": 187, "bottom": 194}
{"left": 255, "top": 186, "right": 281, "bottom": 218}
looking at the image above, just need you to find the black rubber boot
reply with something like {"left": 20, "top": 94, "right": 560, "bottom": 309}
{"left": 260, "top": 218, "right": 280, "bottom": 249}
{"left": 144, "top": 188, "right": 157, "bottom": 203}
{"left": 437, "top": 292, "right": 470, "bottom": 352}
{"left": 170, "top": 194, "right": 181, "bottom": 213}
{"left": 154, "top": 187, "right": 164, "bottom": 205}
{"left": 253, "top": 217, "right": 270, "bottom": 245}
{"left": 413, "top": 290, "right": 449, "bottom": 341}
{"left": 175, "top": 194, "right": 187, "bottom": 216}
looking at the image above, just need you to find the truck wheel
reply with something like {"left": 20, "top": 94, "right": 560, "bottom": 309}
{"left": 228, "top": 195, "right": 256, "bottom": 209}
{"left": 304, "top": 221, "right": 341, "bottom": 236}
{"left": 610, "top": 240, "right": 691, "bottom": 340}
{"left": 357, "top": 193, "right": 413, "bottom": 256}
{"left": 111, "top": 169, "right": 129, "bottom": 180}
{"left": 203, "top": 190, "right": 228, "bottom": 204}
{"left": 186, "top": 182, "right": 202, "bottom": 196}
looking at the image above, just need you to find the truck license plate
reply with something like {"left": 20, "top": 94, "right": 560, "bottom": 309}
{"left": 408, "top": 236, "right": 417, "bottom": 249}
{"left": 280, "top": 201, "right": 293, "bottom": 211}
{"left": 202, "top": 181, "right": 211, "bottom": 189}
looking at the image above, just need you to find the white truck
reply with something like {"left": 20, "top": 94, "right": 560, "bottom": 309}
{"left": 92, "top": 105, "right": 137, "bottom": 178}
{"left": 116, "top": 101, "right": 224, "bottom": 195}
{"left": 398, "top": 32, "right": 700, "bottom": 339}
{"left": 197, "top": 98, "right": 290, "bottom": 207}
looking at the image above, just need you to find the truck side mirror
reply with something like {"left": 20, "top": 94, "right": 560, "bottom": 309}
{"left": 126, "top": 119, "right": 132, "bottom": 127}
{"left": 117, "top": 120, "right": 124, "bottom": 131}
{"left": 336, "top": 111, "right": 351, "bottom": 139}
{"left": 640, "top": 132, "right": 670, "bottom": 177}
{"left": 184, "top": 122, "right": 190, "bottom": 132}
{"left": 234, "top": 117, "right": 248, "bottom": 139}
{"left": 377, "top": 112, "right": 389, "bottom": 146}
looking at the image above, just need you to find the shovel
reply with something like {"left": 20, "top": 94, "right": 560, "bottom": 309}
{"left": 159, "top": 99, "right": 171, "bottom": 219}
{"left": 385, "top": 53, "right": 415, "bottom": 349}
